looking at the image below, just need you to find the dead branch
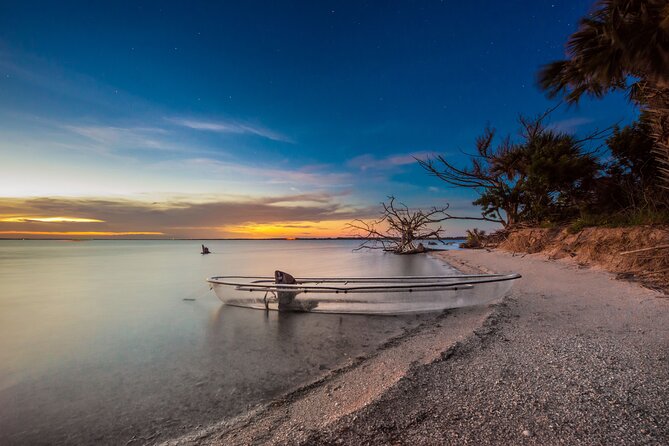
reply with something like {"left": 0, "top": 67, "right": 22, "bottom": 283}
{"left": 347, "top": 196, "right": 455, "bottom": 254}
{"left": 620, "top": 244, "right": 669, "bottom": 255}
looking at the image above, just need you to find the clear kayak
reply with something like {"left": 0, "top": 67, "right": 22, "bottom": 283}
{"left": 206, "top": 271, "right": 521, "bottom": 315}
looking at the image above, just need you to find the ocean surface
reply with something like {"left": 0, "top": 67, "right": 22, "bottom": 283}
{"left": 0, "top": 239, "right": 460, "bottom": 444}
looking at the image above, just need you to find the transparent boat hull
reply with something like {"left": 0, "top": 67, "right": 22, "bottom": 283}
{"left": 207, "top": 274, "right": 520, "bottom": 315}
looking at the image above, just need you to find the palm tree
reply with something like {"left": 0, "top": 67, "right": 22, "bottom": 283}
{"left": 538, "top": 0, "right": 669, "bottom": 189}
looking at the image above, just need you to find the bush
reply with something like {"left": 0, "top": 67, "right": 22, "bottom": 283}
{"left": 461, "top": 228, "right": 487, "bottom": 249}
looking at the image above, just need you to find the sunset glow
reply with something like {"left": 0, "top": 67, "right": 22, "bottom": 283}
{"left": 0, "top": 2, "right": 635, "bottom": 239}
{"left": 220, "top": 220, "right": 356, "bottom": 239}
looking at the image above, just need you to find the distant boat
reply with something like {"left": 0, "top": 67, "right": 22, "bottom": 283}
{"left": 201, "top": 244, "right": 211, "bottom": 255}
{"left": 207, "top": 270, "right": 520, "bottom": 315}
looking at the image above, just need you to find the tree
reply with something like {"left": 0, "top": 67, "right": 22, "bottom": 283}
{"left": 417, "top": 126, "right": 518, "bottom": 228}
{"left": 538, "top": 0, "right": 669, "bottom": 189}
{"left": 462, "top": 228, "right": 487, "bottom": 249}
{"left": 347, "top": 196, "right": 465, "bottom": 254}
{"left": 592, "top": 116, "right": 669, "bottom": 213}
{"left": 418, "top": 111, "right": 600, "bottom": 228}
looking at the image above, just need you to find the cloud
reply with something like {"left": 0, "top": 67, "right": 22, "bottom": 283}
{"left": 0, "top": 216, "right": 104, "bottom": 223}
{"left": 347, "top": 151, "right": 434, "bottom": 171}
{"left": 63, "top": 125, "right": 183, "bottom": 152}
{"left": 0, "top": 194, "right": 374, "bottom": 238}
{"left": 166, "top": 117, "right": 293, "bottom": 143}
{"left": 153, "top": 157, "right": 353, "bottom": 188}
{"left": 258, "top": 192, "right": 349, "bottom": 205}
{"left": 0, "top": 50, "right": 287, "bottom": 154}
{"left": 0, "top": 230, "right": 162, "bottom": 236}
{"left": 548, "top": 117, "right": 594, "bottom": 133}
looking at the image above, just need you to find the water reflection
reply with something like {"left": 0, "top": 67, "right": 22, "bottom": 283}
{"left": 205, "top": 303, "right": 398, "bottom": 379}
{"left": 0, "top": 240, "right": 456, "bottom": 444}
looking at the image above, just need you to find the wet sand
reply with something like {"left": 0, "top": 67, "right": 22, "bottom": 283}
{"left": 163, "top": 305, "right": 491, "bottom": 445}
{"left": 165, "top": 249, "right": 669, "bottom": 445}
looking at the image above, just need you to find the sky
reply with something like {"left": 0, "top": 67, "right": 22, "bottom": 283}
{"left": 0, "top": 0, "right": 638, "bottom": 239}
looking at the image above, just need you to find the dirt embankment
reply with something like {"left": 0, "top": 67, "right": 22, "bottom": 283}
{"left": 498, "top": 226, "right": 669, "bottom": 290}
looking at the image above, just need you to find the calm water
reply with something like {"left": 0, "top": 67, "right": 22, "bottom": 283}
{"left": 0, "top": 240, "right": 458, "bottom": 445}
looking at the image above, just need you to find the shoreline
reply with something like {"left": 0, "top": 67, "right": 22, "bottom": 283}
{"left": 164, "top": 248, "right": 668, "bottom": 445}
{"left": 163, "top": 305, "right": 492, "bottom": 445}
{"left": 161, "top": 253, "right": 491, "bottom": 445}
{"left": 161, "top": 253, "right": 495, "bottom": 445}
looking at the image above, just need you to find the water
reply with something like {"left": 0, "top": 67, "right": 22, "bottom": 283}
{"left": 0, "top": 239, "right": 458, "bottom": 444}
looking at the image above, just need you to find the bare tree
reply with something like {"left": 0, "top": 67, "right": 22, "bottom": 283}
{"left": 347, "top": 196, "right": 488, "bottom": 254}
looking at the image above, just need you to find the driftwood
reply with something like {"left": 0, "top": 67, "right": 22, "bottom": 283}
{"left": 620, "top": 244, "right": 669, "bottom": 256}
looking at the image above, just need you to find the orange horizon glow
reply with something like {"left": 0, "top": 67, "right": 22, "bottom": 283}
{"left": 0, "top": 221, "right": 367, "bottom": 239}
{"left": 220, "top": 219, "right": 358, "bottom": 239}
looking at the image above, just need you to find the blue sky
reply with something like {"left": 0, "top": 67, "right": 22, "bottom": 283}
{"left": 0, "top": 1, "right": 638, "bottom": 238}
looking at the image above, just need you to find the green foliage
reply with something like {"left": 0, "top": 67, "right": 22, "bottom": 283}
{"left": 538, "top": 0, "right": 669, "bottom": 189}
{"left": 462, "top": 228, "right": 486, "bottom": 249}
{"left": 591, "top": 116, "right": 668, "bottom": 214}
{"left": 539, "top": 221, "right": 558, "bottom": 229}
{"left": 518, "top": 130, "right": 599, "bottom": 223}
{"left": 568, "top": 208, "right": 669, "bottom": 233}
{"left": 422, "top": 109, "right": 667, "bottom": 230}
{"left": 538, "top": 0, "right": 669, "bottom": 104}
{"left": 607, "top": 119, "right": 656, "bottom": 176}
{"left": 420, "top": 111, "right": 600, "bottom": 228}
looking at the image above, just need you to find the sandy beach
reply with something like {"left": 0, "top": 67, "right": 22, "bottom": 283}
{"left": 164, "top": 248, "right": 669, "bottom": 445}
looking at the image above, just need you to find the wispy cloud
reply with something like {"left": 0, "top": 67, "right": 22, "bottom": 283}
{"left": 347, "top": 151, "right": 434, "bottom": 171}
{"left": 0, "top": 50, "right": 288, "bottom": 153}
{"left": 153, "top": 157, "right": 352, "bottom": 188}
{"left": 0, "top": 216, "right": 104, "bottom": 223}
{"left": 0, "top": 230, "right": 163, "bottom": 236}
{"left": 166, "top": 117, "right": 293, "bottom": 143}
{"left": 548, "top": 117, "right": 595, "bottom": 133}
{"left": 258, "top": 192, "right": 349, "bottom": 205}
{"left": 63, "top": 125, "right": 179, "bottom": 152}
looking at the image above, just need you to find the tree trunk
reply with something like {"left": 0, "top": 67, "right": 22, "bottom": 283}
{"left": 640, "top": 83, "right": 669, "bottom": 193}
{"left": 502, "top": 206, "right": 515, "bottom": 228}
